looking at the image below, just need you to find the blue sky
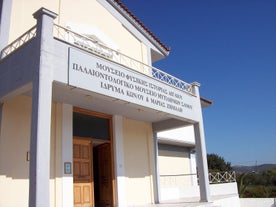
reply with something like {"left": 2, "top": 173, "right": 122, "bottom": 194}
{"left": 120, "top": 0, "right": 276, "bottom": 166}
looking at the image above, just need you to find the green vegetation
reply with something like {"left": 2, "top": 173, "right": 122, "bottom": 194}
{"left": 207, "top": 153, "right": 276, "bottom": 198}
{"left": 207, "top": 153, "right": 232, "bottom": 172}
{"left": 236, "top": 170, "right": 276, "bottom": 198}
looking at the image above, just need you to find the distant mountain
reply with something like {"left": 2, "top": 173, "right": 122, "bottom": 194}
{"left": 233, "top": 164, "right": 276, "bottom": 174}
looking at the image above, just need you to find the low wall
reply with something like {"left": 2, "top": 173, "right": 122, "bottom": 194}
{"left": 160, "top": 183, "right": 241, "bottom": 207}
{"left": 213, "top": 195, "right": 240, "bottom": 207}
{"left": 160, "top": 182, "right": 239, "bottom": 201}
{"left": 240, "top": 198, "right": 276, "bottom": 207}
{"left": 211, "top": 182, "right": 239, "bottom": 196}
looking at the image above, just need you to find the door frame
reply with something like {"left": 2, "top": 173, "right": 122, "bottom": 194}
{"left": 73, "top": 107, "right": 117, "bottom": 207}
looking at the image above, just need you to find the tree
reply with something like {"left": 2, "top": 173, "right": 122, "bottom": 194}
{"left": 207, "top": 153, "right": 232, "bottom": 172}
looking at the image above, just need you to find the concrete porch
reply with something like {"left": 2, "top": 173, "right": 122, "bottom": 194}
{"left": 157, "top": 182, "right": 240, "bottom": 207}
{"left": 150, "top": 194, "right": 240, "bottom": 207}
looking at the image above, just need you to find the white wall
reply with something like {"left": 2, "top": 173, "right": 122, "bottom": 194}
{"left": 157, "top": 126, "right": 196, "bottom": 202}
{"left": 0, "top": 96, "right": 73, "bottom": 207}
{"left": 160, "top": 182, "right": 239, "bottom": 202}
{"left": 240, "top": 198, "right": 276, "bottom": 207}
{"left": 123, "top": 117, "right": 155, "bottom": 205}
{"left": 157, "top": 125, "right": 195, "bottom": 144}
{"left": 0, "top": 95, "right": 31, "bottom": 207}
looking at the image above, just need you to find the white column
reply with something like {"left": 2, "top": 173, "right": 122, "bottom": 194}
{"left": 62, "top": 104, "right": 73, "bottom": 207}
{"left": 29, "top": 8, "right": 57, "bottom": 207}
{"left": 113, "top": 115, "right": 127, "bottom": 207}
{"left": 192, "top": 82, "right": 211, "bottom": 202}
{"left": 153, "top": 131, "right": 160, "bottom": 203}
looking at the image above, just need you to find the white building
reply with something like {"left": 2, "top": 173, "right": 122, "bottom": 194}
{"left": 0, "top": 1, "right": 239, "bottom": 207}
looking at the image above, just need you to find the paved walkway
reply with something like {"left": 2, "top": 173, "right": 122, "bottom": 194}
{"left": 146, "top": 194, "right": 239, "bottom": 207}
{"left": 152, "top": 201, "right": 211, "bottom": 207}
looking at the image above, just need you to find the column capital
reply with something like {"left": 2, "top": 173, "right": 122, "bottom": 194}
{"left": 33, "top": 7, "right": 58, "bottom": 20}
{"left": 191, "top": 81, "right": 201, "bottom": 87}
{"left": 191, "top": 82, "right": 201, "bottom": 97}
{"left": 32, "top": 7, "right": 56, "bottom": 75}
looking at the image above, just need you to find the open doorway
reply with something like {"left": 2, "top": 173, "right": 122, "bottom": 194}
{"left": 73, "top": 108, "right": 115, "bottom": 207}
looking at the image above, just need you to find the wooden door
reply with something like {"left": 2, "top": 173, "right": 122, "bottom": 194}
{"left": 73, "top": 138, "right": 94, "bottom": 207}
{"left": 97, "top": 143, "right": 113, "bottom": 207}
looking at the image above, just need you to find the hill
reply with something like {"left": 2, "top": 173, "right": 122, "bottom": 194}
{"left": 233, "top": 164, "right": 276, "bottom": 174}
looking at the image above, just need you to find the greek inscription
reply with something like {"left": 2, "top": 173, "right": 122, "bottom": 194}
{"left": 100, "top": 82, "right": 124, "bottom": 95}
{"left": 71, "top": 57, "right": 193, "bottom": 116}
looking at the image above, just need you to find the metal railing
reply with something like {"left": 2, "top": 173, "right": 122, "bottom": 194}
{"left": 0, "top": 24, "right": 194, "bottom": 95}
{"left": 160, "top": 171, "right": 236, "bottom": 186}
{"left": 209, "top": 171, "right": 236, "bottom": 184}
{"left": 0, "top": 26, "right": 36, "bottom": 59}
{"left": 53, "top": 24, "right": 114, "bottom": 59}
{"left": 152, "top": 68, "right": 192, "bottom": 92}
{"left": 53, "top": 24, "right": 194, "bottom": 95}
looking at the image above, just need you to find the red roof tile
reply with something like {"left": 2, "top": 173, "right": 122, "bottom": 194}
{"left": 114, "top": 0, "right": 170, "bottom": 52}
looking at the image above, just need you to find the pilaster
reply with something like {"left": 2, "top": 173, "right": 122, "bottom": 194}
{"left": 191, "top": 82, "right": 211, "bottom": 202}
{"left": 113, "top": 115, "right": 127, "bottom": 207}
{"left": 153, "top": 131, "right": 160, "bottom": 203}
{"left": 29, "top": 8, "right": 57, "bottom": 207}
{"left": 61, "top": 104, "right": 73, "bottom": 207}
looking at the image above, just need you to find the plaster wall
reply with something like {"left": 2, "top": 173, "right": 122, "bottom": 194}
{"left": 7, "top": 0, "right": 149, "bottom": 69}
{"left": 59, "top": 0, "right": 148, "bottom": 64}
{"left": 158, "top": 145, "right": 191, "bottom": 177}
{"left": 0, "top": 95, "right": 63, "bottom": 207}
{"left": 122, "top": 118, "right": 155, "bottom": 205}
{"left": 158, "top": 145, "right": 191, "bottom": 201}
{"left": 0, "top": 95, "right": 31, "bottom": 207}
{"left": 8, "top": 0, "right": 59, "bottom": 42}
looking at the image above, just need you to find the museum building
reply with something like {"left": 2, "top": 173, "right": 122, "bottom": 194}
{"left": 0, "top": 1, "right": 212, "bottom": 207}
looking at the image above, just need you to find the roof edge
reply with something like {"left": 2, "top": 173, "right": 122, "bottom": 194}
{"left": 107, "top": 0, "right": 170, "bottom": 56}
{"left": 200, "top": 97, "right": 213, "bottom": 108}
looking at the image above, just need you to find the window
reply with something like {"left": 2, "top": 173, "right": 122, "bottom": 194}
{"left": 73, "top": 112, "right": 111, "bottom": 140}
